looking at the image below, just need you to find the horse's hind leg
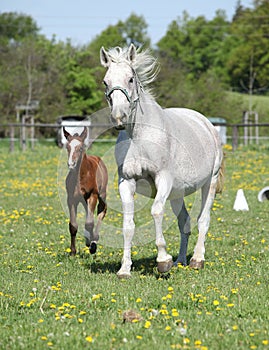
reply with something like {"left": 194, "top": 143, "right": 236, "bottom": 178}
{"left": 190, "top": 176, "right": 217, "bottom": 269}
{"left": 84, "top": 194, "right": 97, "bottom": 254}
{"left": 151, "top": 171, "right": 174, "bottom": 273}
{"left": 93, "top": 196, "right": 107, "bottom": 244}
{"left": 170, "top": 198, "right": 191, "bottom": 267}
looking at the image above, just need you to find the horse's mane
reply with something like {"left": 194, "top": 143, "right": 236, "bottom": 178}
{"left": 106, "top": 46, "right": 159, "bottom": 95}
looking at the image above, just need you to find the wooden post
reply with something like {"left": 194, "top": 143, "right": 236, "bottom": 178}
{"left": 232, "top": 125, "right": 238, "bottom": 151}
{"left": 30, "top": 115, "right": 35, "bottom": 150}
{"left": 21, "top": 115, "right": 26, "bottom": 151}
{"left": 9, "top": 125, "right": 15, "bottom": 153}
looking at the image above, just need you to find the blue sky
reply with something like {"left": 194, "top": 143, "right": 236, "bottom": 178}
{"left": 2, "top": 0, "right": 253, "bottom": 45}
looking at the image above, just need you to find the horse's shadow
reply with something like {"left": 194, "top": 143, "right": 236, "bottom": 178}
{"left": 77, "top": 252, "right": 193, "bottom": 276}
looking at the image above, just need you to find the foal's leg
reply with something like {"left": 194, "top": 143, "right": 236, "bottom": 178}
{"left": 117, "top": 178, "right": 136, "bottom": 278}
{"left": 94, "top": 196, "right": 107, "bottom": 241}
{"left": 68, "top": 198, "right": 78, "bottom": 255}
{"left": 190, "top": 175, "right": 218, "bottom": 269}
{"left": 170, "top": 198, "right": 191, "bottom": 267}
{"left": 84, "top": 194, "right": 98, "bottom": 254}
{"left": 151, "top": 171, "right": 173, "bottom": 273}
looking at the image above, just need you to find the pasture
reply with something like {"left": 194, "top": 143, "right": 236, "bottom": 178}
{"left": 0, "top": 141, "right": 268, "bottom": 349}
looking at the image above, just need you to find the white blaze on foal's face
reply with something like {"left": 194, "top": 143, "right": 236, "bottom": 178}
{"left": 67, "top": 139, "right": 82, "bottom": 169}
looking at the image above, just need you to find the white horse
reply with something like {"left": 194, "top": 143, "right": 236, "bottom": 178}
{"left": 100, "top": 44, "right": 224, "bottom": 278}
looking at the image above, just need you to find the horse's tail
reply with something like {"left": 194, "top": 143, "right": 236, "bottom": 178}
{"left": 216, "top": 155, "right": 225, "bottom": 194}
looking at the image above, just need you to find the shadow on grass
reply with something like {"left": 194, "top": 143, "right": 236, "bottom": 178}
{"left": 57, "top": 251, "right": 193, "bottom": 277}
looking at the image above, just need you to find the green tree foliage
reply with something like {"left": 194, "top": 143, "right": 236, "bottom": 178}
{"left": 63, "top": 50, "right": 103, "bottom": 115}
{"left": 119, "top": 12, "right": 151, "bottom": 47}
{"left": 0, "top": 12, "right": 39, "bottom": 45}
{"left": 226, "top": 0, "right": 269, "bottom": 93}
{"left": 157, "top": 10, "right": 229, "bottom": 81}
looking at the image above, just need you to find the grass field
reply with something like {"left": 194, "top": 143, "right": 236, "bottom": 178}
{"left": 0, "top": 141, "right": 268, "bottom": 350}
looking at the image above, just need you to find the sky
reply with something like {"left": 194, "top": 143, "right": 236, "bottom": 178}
{"left": 2, "top": 0, "right": 254, "bottom": 46}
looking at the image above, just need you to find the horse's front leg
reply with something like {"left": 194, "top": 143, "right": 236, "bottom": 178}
{"left": 68, "top": 197, "right": 78, "bottom": 255}
{"left": 117, "top": 178, "right": 136, "bottom": 278}
{"left": 152, "top": 172, "right": 174, "bottom": 273}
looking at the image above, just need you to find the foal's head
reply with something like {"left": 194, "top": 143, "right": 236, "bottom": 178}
{"left": 63, "top": 127, "right": 88, "bottom": 170}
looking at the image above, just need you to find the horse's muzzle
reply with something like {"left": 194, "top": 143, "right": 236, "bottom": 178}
{"left": 115, "top": 124, "right": 125, "bottom": 130}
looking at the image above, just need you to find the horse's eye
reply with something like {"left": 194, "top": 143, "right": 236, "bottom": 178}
{"left": 129, "top": 77, "right": 134, "bottom": 84}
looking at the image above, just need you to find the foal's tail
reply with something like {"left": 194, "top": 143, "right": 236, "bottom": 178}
{"left": 216, "top": 156, "right": 225, "bottom": 194}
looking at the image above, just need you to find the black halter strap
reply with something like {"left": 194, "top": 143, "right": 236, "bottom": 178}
{"left": 105, "top": 86, "right": 131, "bottom": 103}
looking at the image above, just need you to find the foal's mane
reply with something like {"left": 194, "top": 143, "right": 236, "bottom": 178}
{"left": 106, "top": 46, "right": 159, "bottom": 95}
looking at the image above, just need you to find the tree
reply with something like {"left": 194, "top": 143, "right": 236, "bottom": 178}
{"left": 119, "top": 12, "right": 151, "bottom": 48}
{"left": 157, "top": 11, "right": 230, "bottom": 81}
{"left": 0, "top": 12, "right": 39, "bottom": 45}
{"left": 226, "top": 0, "right": 269, "bottom": 93}
{"left": 64, "top": 50, "right": 103, "bottom": 115}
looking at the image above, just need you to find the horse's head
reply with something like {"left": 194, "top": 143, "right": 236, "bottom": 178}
{"left": 63, "top": 126, "right": 88, "bottom": 169}
{"left": 100, "top": 44, "right": 140, "bottom": 130}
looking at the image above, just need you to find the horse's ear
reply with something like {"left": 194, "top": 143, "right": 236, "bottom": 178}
{"left": 100, "top": 46, "right": 111, "bottom": 67}
{"left": 63, "top": 127, "right": 70, "bottom": 140}
{"left": 81, "top": 126, "right": 91, "bottom": 147}
{"left": 128, "top": 43, "right": 136, "bottom": 63}
{"left": 80, "top": 126, "right": 87, "bottom": 140}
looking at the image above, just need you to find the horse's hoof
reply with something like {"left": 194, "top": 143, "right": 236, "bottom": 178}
{"left": 89, "top": 242, "right": 97, "bottom": 254}
{"left": 189, "top": 259, "right": 204, "bottom": 269}
{"left": 157, "top": 259, "right": 174, "bottom": 273}
{"left": 117, "top": 272, "right": 131, "bottom": 279}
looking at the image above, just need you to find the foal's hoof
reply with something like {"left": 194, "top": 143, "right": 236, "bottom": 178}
{"left": 157, "top": 259, "right": 174, "bottom": 273}
{"left": 89, "top": 242, "right": 97, "bottom": 254}
{"left": 189, "top": 259, "right": 204, "bottom": 269}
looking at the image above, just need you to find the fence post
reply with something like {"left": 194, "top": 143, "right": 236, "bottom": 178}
{"left": 30, "top": 116, "right": 35, "bottom": 150}
{"left": 9, "top": 125, "right": 15, "bottom": 153}
{"left": 232, "top": 125, "right": 238, "bottom": 151}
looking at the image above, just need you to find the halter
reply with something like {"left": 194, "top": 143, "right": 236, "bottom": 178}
{"left": 105, "top": 86, "right": 132, "bottom": 103}
{"left": 104, "top": 69, "right": 144, "bottom": 122}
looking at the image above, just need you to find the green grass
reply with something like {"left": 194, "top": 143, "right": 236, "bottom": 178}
{"left": 0, "top": 142, "right": 269, "bottom": 349}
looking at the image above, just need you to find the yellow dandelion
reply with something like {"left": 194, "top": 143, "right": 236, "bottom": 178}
{"left": 144, "top": 321, "right": 151, "bottom": 329}
{"left": 213, "top": 300, "right": 220, "bottom": 306}
{"left": 85, "top": 336, "right": 93, "bottom": 343}
{"left": 227, "top": 303, "right": 234, "bottom": 307}
{"left": 172, "top": 310, "right": 179, "bottom": 317}
{"left": 136, "top": 298, "right": 142, "bottom": 303}
{"left": 136, "top": 335, "right": 142, "bottom": 340}
{"left": 165, "top": 326, "right": 172, "bottom": 331}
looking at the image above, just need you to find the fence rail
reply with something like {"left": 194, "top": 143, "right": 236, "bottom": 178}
{"left": 1, "top": 122, "right": 269, "bottom": 152}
